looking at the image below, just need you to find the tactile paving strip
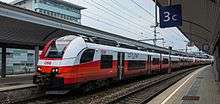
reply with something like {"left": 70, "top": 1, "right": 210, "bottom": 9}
{"left": 182, "top": 75, "right": 202, "bottom": 104}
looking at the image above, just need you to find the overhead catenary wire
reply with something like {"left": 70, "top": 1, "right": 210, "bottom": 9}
{"left": 82, "top": 14, "right": 142, "bottom": 37}
{"left": 129, "top": 0, "right": 155, "bottom": 18}
{"left": 81, "top": 0, "right": 185, "bottom": 49}
{"left": 85, "top": 11, "right": 145, "bottom": 35}
{"left": 172, "top": 28, "right": 187, "bottom": 41}
{"left": 88, "top": 0, "right": 154, "bottom": 33}
{"left": 82, "top": 0, "right": 154, "bottom": 35}
{"left": 110, "top": 0, "right": 154, "bottom": 24}
{"left": 101, "top": 0, "right": 154, "bottom": 26}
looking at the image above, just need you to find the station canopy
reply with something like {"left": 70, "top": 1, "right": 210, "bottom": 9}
{"left": 157, "top": 0, "right": 220, "bottom": 54}
{"left": 0, "top": 1, "right": 176, "bottom": 54}
{"left": 0, "top": 2, "right": 80, "bottom": 49}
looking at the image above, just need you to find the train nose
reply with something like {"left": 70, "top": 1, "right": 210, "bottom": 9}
{"left": 33, "top": 73, "right": 64, "bottom": 89}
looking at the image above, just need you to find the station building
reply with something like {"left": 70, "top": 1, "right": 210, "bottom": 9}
{"left": 0, "top": 0, "right": 85, "bottom": 75}
{"left": 11, "top": 0, "right": 85, "bottom": 24}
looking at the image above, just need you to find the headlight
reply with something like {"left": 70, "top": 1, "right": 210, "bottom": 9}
{"left": 37, "top": 67, "right": 42, "bottom": 71}
{"left": 51, "top": 68, "right": 59, "bottom": 73}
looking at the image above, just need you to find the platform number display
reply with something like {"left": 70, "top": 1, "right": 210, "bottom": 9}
{"left": 159, "top": 5, "right": 182, "bottom": 28}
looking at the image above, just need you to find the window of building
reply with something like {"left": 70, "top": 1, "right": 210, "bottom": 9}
{"left": 39, "top": 9, "right": 43, "bottom": 13}
{"left": 37, "top": 0, "right": 80, "bottom": 14}
{"left": 61, "top": 14, "right": 64, "bottom": 19}
{"left": 64, "top": 15, "right": 67, "bottom": 20}
{"left": 128, "top": 60, "right": 146, "bottom": 70}
{"left": 49, "top": 11, "right": 52, "bottom": 16}
{"left": 46, "top": 10, "right": 50, "bottom": 15}
{"left": 80, "top": 49, "right": 95, "bottom": 64}
{"left": 43, "top": 10, "right": 46, "bottom": 14}
{"left": 53, "top": 12, "right": 57, "bottom": 17}
{"left": 67, "top": 16, "right": 70, "bottom": 20}
{"left": 101, "top": 55, "right": 113, "bottom": 69}
{"left": 57, "top": 13, "right": 61, "bottom": 18}
{"left": 6, "top": 53, "right": 13, "bottom": 58}
{"left": 35, "top": 8, "right": 38, "bottom": 12}
{"left": 5, "top": 48, "right": 35, "bottom": 75}
{"left": 35, "top": 8, "right": 79, "bottom": 22}
{"left": 152, "top": 58, "right": 160, "bottom": 65}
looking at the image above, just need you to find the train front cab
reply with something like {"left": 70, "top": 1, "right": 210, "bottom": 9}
{"left": 34, "top": 36, "right": 91, "bottom": 88}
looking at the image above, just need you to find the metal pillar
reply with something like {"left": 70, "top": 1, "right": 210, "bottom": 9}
{"left": 1, "top": 47, "right": 6, "bottom": 78}
{"left": 153, "top": 0, "right": 158, "bottom": 46}
{"left": 168, "top": 46, "right": 172, "bottom": 73}
{"left": 35, "top": 46, "right": 39, "bottom": 71}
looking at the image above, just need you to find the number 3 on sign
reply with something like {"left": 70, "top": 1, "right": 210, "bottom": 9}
{"left": 163, "top": 12, "right": 170, "bottom": 22}
{"left": 163, "top": 12, "right": 178, "bottom": 22}
{"left": 159, "top": 5, "right": 182, "bottom": 28}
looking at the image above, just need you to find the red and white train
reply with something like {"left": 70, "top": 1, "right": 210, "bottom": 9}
{"left": 33, "top": 35, "right": 211, "bottom": 89}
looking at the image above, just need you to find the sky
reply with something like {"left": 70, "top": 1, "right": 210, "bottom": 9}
{"left": 0, "top": 0, "right": 199, "bottom": 52}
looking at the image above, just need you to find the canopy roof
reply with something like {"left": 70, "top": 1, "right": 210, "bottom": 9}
{"left": 157, "top": 0, "right": 220, "bottom": 54}
{"left": 0, "top": 1, "right": 180, "bottom": 55}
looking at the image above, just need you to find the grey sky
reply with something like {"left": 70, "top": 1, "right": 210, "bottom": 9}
{"left": 0, "top": 0, "right": 198, "bottom": 51}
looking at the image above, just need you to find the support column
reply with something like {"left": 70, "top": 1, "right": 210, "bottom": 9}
{"left": 168, "top": 46, "right": 172, "bottom": 74}
{"left": 1, "top": 47, "right": 6, "bottom": 78}
{"left": 35, "top": 46, "right": 39, "bottom": 71}
{"left": 214, "top": 42, "right": 220, "bottom": 81}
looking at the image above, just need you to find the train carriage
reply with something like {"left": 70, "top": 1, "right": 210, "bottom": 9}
{"left": 33, "top": 35, "right": 212, "bottom": 90}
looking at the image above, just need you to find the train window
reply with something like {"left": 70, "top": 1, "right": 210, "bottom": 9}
{"left": 45, "top": 41, "right": 68, "bottom": 58}
{"left": 80, "top": 49, "right": 95, "bottom": 63}
{"left": 172, "top": 60, "right": 178, "bottom": 63}
{"left": 101, "top": 55, "right": 113, "bottom": 69}
{"left": 163, "top": 58, "right": 169, "bottom": 64}
{"left": 128, "top": 60, "right": 146, "bottom": 70}
{"left": 152, "top": 58, "right": 160, "bottom": 65}
{"left": 45, "top": 36, "right": 75, "bottom": 58}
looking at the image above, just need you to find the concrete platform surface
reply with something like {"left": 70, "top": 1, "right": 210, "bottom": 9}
{"left": 0, "top": 73, "right": 35, "bottom": 92}
{"left": 147, "top": 65, "right": 220, "bottom": 104}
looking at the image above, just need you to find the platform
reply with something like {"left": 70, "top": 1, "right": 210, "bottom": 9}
{"left": 148, "top": 65, "right": 220, "bottom": 104}
{"left": 0, "top": 73, "right": 35, "bottom": 92}
{"left": 0, "top": 73, "right": 40, "bottom": 104}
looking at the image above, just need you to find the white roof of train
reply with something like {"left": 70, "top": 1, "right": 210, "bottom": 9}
{"left": 87, "top": 42, "right": 149, "bottom": 54}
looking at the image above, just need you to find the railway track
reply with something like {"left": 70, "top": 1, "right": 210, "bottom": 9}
{"left": 19, "top": 66, "right": 203, "bottom": 104}
{"left": 90, "top": 67, "right": 199, "bottom": 104}
{"left": 108, "top": 70, "right": 191, "bottom": 104}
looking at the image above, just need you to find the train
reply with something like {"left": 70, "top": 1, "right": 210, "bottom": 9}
{"left": 33, "top": 35, "right": 212, "bottom": 90}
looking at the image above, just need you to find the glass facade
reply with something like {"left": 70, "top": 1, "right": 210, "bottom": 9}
{"left": 35, "top": 0, "right": 80, "bottom": 13}
{"left": 33, "top": 0, "right": 81, "bottom": 23}
{"left": 13, "top": 0, "right": 83, "bottom": 24}
{"left": 5, "top": 48, "right": 35, "bottom": 75}
{"left": 35, "top": 8, "right": 80, "bottom": 23}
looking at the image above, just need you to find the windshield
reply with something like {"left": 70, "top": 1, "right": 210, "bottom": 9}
{"left": 45, "top": 35, "right": 77, "bottom": 58}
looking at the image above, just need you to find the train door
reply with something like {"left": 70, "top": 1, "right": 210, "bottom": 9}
{"left": 160, "top": 53, "right": 162, "bottom": 71}
{"left": 117, "top": 52, "right": 125, "bottom": 80}
{"left": 147, "top": 55, "right": 151, "bottom": 74}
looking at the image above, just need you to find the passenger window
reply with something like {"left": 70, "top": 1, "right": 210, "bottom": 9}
{"left": 152, "top": 58, "right": 160, "bottom": 65}
{"left": 101, "top": 55, "right": 113, "bottom": 69}
{"left": 128, "top": 60, "right": 146, "bottom": 70}
{"left": 80, "top": 49, "right": 95, "bottom": 63}
{"left": 163, "top": 58, "right": 169, "bottom": 64}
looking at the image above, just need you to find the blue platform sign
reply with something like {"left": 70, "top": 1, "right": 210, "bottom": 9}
{"left": 159, "top": 4, "right": 182, "bottom": 28}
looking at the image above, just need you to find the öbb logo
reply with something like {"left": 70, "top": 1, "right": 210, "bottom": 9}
{"left": 44, "top": 61, "right": 52, "bottom": 65}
